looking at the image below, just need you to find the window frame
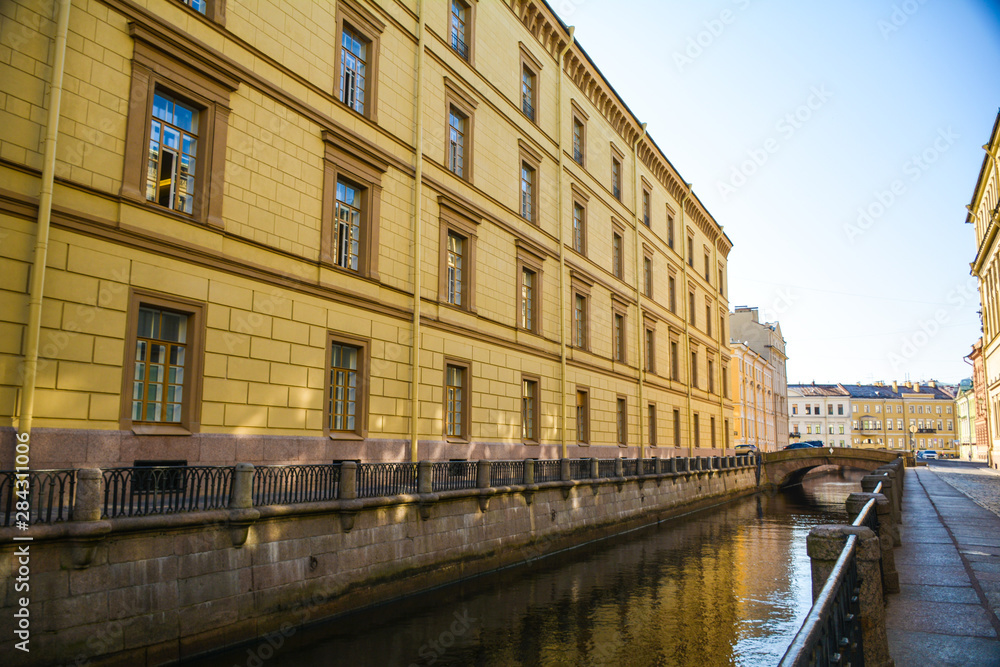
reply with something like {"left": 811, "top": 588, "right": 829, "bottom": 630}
{"left": 516, "top": 244, "right": 544, "bottom": 335}
{"left": 122, "top": 25, "right": 237, "bottom": 230}
{"left": 519, "top": 43, "right": 542, "bottom": 124}
{"left": 120, "top": 288, "right": 206, "bottom": 435}
{"left": 571, "top": 101, "right": 588, "bottom": 166}
{"left": 571, "top": 185, "right": 589, "bottom": 256}
{"left": 616, "top": 395, "right": 628, "bottom": 446}
{"left": 670, "top": 338, "right": 680, "bottom": 381}
{"left": 612, "top": 298, "right": 628, "bottom": 364}
{"left": 448, "top": 0, "right": 476, "bottom": 64}
{"left": 644, "top": 322, "right": 656, "bottom": 374}
{"left": 612, "top": 220, "right": 626, "bottom": 280}
{"left": 576, "top": 386, "right": 590, "bottom": 445}
{"left": 521, "top": 373, "right": 540, "bottom": 444}
{"left": 648, "top": 403, "right": 657, "bottom": 447}
{"left": 177, "top": 0, "right": 227, "bottom": 25}
{"left": 518, "top": 140, "right": 542, "bottom": 225}
{"left": 673, "top": 408, "right": 681, "bottom": 447}
{"left": 438, "top": 196, "right": 480, "bottom": 313}
{"left": 443, "top": 358, "right": 472, "bottom": 442}
{"left": 610, "top": 145, "right": 624, "bottom": 200}
{"left": 444, "top": 79, "right": 477, "bottom": 182}
{"left": 570, "top": 272, "right": 592, "bottom": 352}
{"left": 687, "top": 232, "right": 695, "bottom": 268}
{"left": 668, "top": 271, "right": 677, "bottom": 313}
{"left": 320, "top": 128, "right": 388, "bottom": 281}
{"left": 666, "top": 208, "right": 675, "bottom": 249}
{"left": 334, "top": 0, "right": 385, "bottom": 122}
{"left": 643, "top": 248, "right": 654, "bottom": 298}
{"left": 323, "top": 332, "right": 371, "bottom": 441}
{"left": 641, "top": 182, "right": 652, "bottom": 227}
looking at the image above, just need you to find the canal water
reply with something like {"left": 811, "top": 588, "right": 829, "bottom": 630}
{"left": 193, "top": 469, "right": 864, "bottom": 667}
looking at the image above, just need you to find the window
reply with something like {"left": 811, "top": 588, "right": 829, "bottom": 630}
{"left": 612, "top": 231, "right": 624, "bottom": 279}
{"left": 339, "top": 26, "right": 369, "bottom": 115}
{"left": 689, "top": 291, "right": 696, "bottom": 326}
{"left": 643, "top": 254, "right": 653, "bottom": 297}
{"left": 573, "top": 293, "right": 589, "bottom": 349}
{"left": 121, "top": 290, "right": 205, "bottom": 434}
{"left": 840, "top": 424, "right": 845, "bottom": 434}
{"left": 642, "top": 188, "right": 651, "bottom": 226}
{"left": 722, "top": 365, "right": 729, "bottom": 398}
{"left": 668, "top": 275, "right": 677, "bottom": 313}
{"left": 522, "top": 376, "right": 539, "bottom": 442}
{"left": 673, "top": 409, "right": 681, "bottom": 447}
{"left": 449, "top": 0, "right": 472, "bottom": 61}
{"left": 693, "top": 412, "right": 700, "bottom": 447}
{"left": 806, "top": 405, "right": 812, "bottom": 415}
{"left": 520, "top": 162, "right": 536, "bottom": 222}
{"left": 687, "top": 235, "right": 694, "bottom": 268}
{"left": 611, "top": 155, "right": 622, "bottom": 200}
{"left": 572, "top": 103, "right": 587, "bottom": 165}
{"left": 520, "top": 267, "right": 536, "bottom": 331}
{"left": 838, "top": 405, "right": 844, "bottom": 415}
{"left": 146, "top": 92, "right": 199, "bottom": 215}
{"left": 438, "top": 197, "right": 479, "bottom": 312}
{"left": 572, "top": 200, "right": 587, "bottom": 254}
{"left": 645, "top": 327, "right": 655, "bottom": 373}
{"left": 334, "top": 3, "right": 384, "bottom": 121}
{"left": 444, "top": 361, "right": 470, "bottom": 440}
{"left": 325, "top": 335, "right": 370, "bottom": 439}
{"left": 828, "top": 405, "right": 833, "bottom": 415}
{"left": 718, "top": 267, "right": 724, "bottom": 296}
{"left": 703, "top": 251, "right": 711, "bottom": 282}
{"left": 667, "top": 213, "right": 675, "bottom": 249}
{"left": 708, "top": 358, "right": 715, "bottom": 394}
{"left": 691, "top": 350, "right": 698, "bottom": 388}
{"left": 576, "top": 388, "right": 590, "bottom": 444}
{"left": 519, "top": 44, "right": 542, "bottom": 124}
{"left": 705, "top": 304, "right": 712, "bottom": 335}
{"left": 648, "top": 404, "right": 657, "bottom": 447}
{"left": 710, "top": 416, "right": 716, "bottom": 449}
{"left": 613, "top": 310, "right": 626, "bottom": 363}
{"left": 719, "top": 313, "right": 725, "bottom": 342}
{"left": 321, "top": 128, "right": 387, "bottom": 280}
{"left": 616, "top": 397, "right": 627, "bottom": 445}
{"left": 671, "top": 340, "right": 679, "bottom": 380}
{"left": 448, "top": 107, "right": 467, "bottom": 177}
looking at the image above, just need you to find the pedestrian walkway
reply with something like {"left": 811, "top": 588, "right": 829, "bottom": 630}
{"left": 886, "top": 466, "right": 1000, "bottom": 666}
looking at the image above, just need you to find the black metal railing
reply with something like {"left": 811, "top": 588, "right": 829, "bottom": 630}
{"left": 0, "top": 469, "right": 77, "bottom": 526}
{"left": 356, "top": 462, "right": 418, "bottom": 498}
{"left": 490, "top": 460, "right": 525, "bottom": 486}
{"left": 621, "top": 458, "right": 639, "bottom": 477}
{"left": 573, "top": 147, "right": 584, "bottom": 164}
{"left": 642, "top": 458, "right": 657, "bottom": 475}
{"left": 598, "top": 459, "right": 617, "bottom": 477}
{"left": 102, "top": 466, "right": 233, "bottom": 518}
{"left": 432, "top": 461, "right": 478, "bottom": 492}
{"left": 778, "top": 536, "right": 863, "bottom": 666}
{"left": 252, "top": 464, "right": 341, "bottom": 505}
{"left": 522, "top": 99, "right": 534, "bottom": 121}
{"left": 451, "top": 34, "right": 469, "bottom": 59}
{"left": 534, "top": 459, "right": 562, "bottom": 483}
{"left": 568, "top": 459, "right": 591, "bottom": 480}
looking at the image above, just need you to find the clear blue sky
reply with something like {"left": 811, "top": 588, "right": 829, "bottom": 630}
{"left": 552, "top": 0, "right": 1000, "bottom": 385}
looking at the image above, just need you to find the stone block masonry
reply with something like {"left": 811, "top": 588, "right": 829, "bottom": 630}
{"left": 0, "top": 464, "right": 755, "bottom": 666}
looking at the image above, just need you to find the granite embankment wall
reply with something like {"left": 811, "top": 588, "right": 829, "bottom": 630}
{"left": 0, "top": 460, "right": 756, "bottom": 666}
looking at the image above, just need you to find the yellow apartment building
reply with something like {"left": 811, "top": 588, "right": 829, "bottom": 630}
{"left": 730, "top": 342, "right": 775, "bottom": 451}
{"left": 969, "top": 110, "right": 1000, "bottom": 469}
{"left": 0, "top": 0, "right": 733, "bottom": 468}
{"left": 845, "top": 381, "right": 957, "bottom": 455}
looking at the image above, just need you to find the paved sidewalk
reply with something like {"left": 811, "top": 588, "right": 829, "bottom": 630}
{"left": 886, "top": 466, "right": 1000, "bottom": 666}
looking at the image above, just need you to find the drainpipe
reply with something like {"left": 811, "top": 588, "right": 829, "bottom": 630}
{"left": 557, "top": 28, "right": 575, "bottom": 460}
{"left": 631, "top": 123, "right": 647, "bottom": 460}
{"left": 679, "top": 187, "right": 693, "bottom": 456}
{"left": 409, "top": 1, "right": 426, "bottom": 463}
{"left": 18, "top": 0, "right": 72, "bottom": 438}
{"left": 713, "top": 228, "right": 725, "bottom": 452}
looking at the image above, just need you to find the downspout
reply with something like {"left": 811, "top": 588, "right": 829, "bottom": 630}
{"left": 631, "top": 123, "right": 647, "bottom": 460}
{"left": 18, "top": 0, "right": 72, "bottom": 438}
{"left": 409, "top": 1, "right": 426, "bottom": 463}
{"left": 679, "top": 187, "right": 693, "bottom": 455}
{"left": 713, "top": 230, "right": 725, "bottom": 451}
{"left": 557, "top": 28, "right": 575, "bottom": 460}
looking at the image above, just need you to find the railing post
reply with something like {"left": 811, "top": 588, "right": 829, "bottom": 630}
{"left": 74, "top": 468, "right": 103, "bottom": 521}
{"left": 418, "top": 460, "right": 433, "bottom": 494}
{"left": 652, "top": 456, "right": 661, "bottom": 474}
{"left": 560, "top": 458, "right": 571, "bottom": 482}
{"left": 477, "top": 459, "right": 491, "bottom": 489}
{"left": 339, "top": 461, "right": 357, "bottom": 500}
{"left": 590, "top": 457, "right": 599, "bottom": 478}
{"left": 614, "top": 457, "right": 623, "bottom": 477}
{"left": 524, "top": 459, "right": 535, "bottom": 485}
{"left": 862, "top": 474, "right": 899, "bottom": 540}
{"left": 230, "top": 463, "right": 254, "bottom": 509}
{"left": 807, "top": 525, "right": 893, "bottom": 667}
{"left": 847, "top": 492, "right": 899, "bottom": 594}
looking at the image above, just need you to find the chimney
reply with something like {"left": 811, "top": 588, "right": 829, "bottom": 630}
{"left": 914, "top": 382, "right": 921, "bottom": 393}
{"left": 928, "top": 380, "right": 936, "bottom": 388}
{"left": 892, "top": 380, "right": 898, "bottom": 393}
{"left": 905, "top": 381, "right": 912, "bottom": 389}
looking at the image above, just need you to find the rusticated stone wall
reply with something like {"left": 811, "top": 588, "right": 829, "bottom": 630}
{"left": 0, "top": 466, "right": 756, "bottom": 666}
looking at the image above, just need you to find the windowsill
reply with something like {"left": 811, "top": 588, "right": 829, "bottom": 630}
{"left": 328, "top": 432, "right": 365, "bottom": 441}
{"left": 125, "top": 196, "right": 218, "bottom": 230}
{"left": 522, "top": 439, "right": 539, "bottom": 446}
{"left": 446, "top": 436, "right": 470, "bottom": 444}
{"left": 440, "top": 301, "right": 477, "bottom": 316}
{"left": 131, "top": 424, "right": 193, "bottom": 436}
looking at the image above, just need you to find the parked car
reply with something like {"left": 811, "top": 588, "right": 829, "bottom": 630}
{"left": 734, "top": 444, "right": 758, "bottom": 453}
{"left": 784, "top": 442, "right": 818, "bottom": 450}
{"left": 917, "top": 450, "right": 938, "bottom": 460}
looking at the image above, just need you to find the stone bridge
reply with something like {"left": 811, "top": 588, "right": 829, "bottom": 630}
{"left": 760, "top": 447, "right": 912, "bottom": 489}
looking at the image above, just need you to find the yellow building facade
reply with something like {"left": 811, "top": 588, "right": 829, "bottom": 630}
{"left": 730, "top": 342, "right": 775, "bottom": 451}
{"left": 846, "top": 382, "right": 957, "bottom": 455}
{"left": 0, "top": 0, "right": 733, "bottom": 468}
{"left": 969, "top": 111, "right": 1000, "bottom": 469}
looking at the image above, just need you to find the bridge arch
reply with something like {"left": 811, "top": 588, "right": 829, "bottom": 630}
{"left": 760, "top": 448, "right": 908, "bottom": 489}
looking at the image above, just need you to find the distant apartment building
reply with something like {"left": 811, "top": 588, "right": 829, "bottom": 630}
{"left": 731, "top": 342, "right": 775, "bottom": 451}
{"left": 955, "top": 378, "right": 978, "bottom": 460}
{"left": 730, "top": 307, "right": 789, "bottom": 449}
{"left": 968, "top": 110, "right": 1000, "bottom": 469}
{"left": 0, "top": 0, "right": 734, "bottom": 468}
{"left": 969, "top": 340, "right": 991, "bottom": 463}
{"left": 787, "top": 384, "right": 851, "bottom": 447}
